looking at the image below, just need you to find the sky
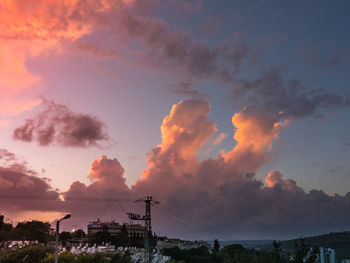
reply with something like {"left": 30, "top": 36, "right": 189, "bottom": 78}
{"left": 0, "top": 0, "right": 350, "bottom": 240}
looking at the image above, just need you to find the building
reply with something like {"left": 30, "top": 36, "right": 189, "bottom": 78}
{"left": 319, "top": 247, "right": 336, "bottom": 263}
{"left": 87, "top": 219, "right": 146, "bottom": 238}
{"left": 156, "top": 237, "right": 210, "bottom": 250}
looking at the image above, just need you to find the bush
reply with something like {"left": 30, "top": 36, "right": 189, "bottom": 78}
{"left": 42, "top": 251, "right": 132, "bottom": 263}
{"left": 0, "top": 245, "right": 54, "bottom": 263}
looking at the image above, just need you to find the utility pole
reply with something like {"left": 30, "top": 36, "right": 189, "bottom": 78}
{"left": 127, "top": 196, "right": 159, "bottom": 263}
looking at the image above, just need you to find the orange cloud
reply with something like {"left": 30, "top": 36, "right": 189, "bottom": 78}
{"left": 133, "top": 100, "right": 284, "bottom": 199}
{"left": 4, "top": 100, "right": 350, "bottom": 239}
{"left": 140, "top": 100, "right": 216, "bottom": 179}
{"left": 231, "top": 110, "right": 282, "bottom": 153}
{"left": 265, "top": 170, "right": 300, "bottom": 192}
{"left": 212, "top": 132, "right": 227, "bottom": 145}
{"left": 88, "top": 155, "right": 129, "bottom": 192}
{"left": 0, "top": 0, "right": 108, "bottom": 115}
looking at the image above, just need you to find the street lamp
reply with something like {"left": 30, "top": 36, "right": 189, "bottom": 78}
{"left": 55, "top": 214, "right": 71, "bottom": 263}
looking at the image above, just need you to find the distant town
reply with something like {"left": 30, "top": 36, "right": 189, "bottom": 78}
{"left": 1, "top": 213, "right": 350, "bottom": 263}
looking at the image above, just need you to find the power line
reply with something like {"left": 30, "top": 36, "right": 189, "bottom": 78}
{"left": 154, "top": 203, "right": 226, "bottom": 240}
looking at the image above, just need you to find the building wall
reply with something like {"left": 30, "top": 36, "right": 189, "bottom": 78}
{"left": 87, "top": 220, "right": 145, "bottom": 238}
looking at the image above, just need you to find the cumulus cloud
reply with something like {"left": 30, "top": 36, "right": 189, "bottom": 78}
{"left": 64, "top": 156, "right": 130, "bottom": 202}
{"left": 62, "top": 156, "right": 135, "bottom": 227}
{"left": 265, "top": 170, "right": 301, "bottom": 192}
{"left": 129, "top": 100, "right": 350, "bottom": 239}
{"left": 13, "top": 100, "right": 109, "bottom": 147}
{"left": 4, "top": 100, "right": 350, "bottom": 239}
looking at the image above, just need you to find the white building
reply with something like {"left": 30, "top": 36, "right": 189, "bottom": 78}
{"left": 319, "top": 247, "right": 336, "bottom": 263}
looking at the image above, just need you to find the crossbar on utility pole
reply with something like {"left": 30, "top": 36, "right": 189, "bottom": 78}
{"left": 127, "top": 196, "right": 159, "bottom": 263}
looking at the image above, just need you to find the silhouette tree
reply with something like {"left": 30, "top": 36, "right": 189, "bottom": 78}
{"left": 293, "top": 238, "right": 310, "bottom": 263}
{"left": 72, "top": 229, "right": 85, "bottom": 239}
{"left": 273, "top": 240, "right": 282, "bottom": 263}
{"left": 213, "top": 239, "right": 220, "bottom": 252}
{"left": 13, "top": 220, "right": 50, "bottom": 243}
{"left": 59, "top": 231, "right": 72, "bottom": 246}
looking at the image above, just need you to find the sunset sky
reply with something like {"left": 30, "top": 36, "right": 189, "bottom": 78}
{"left": 0, "top": 0, "right": 350, "bottom": 240}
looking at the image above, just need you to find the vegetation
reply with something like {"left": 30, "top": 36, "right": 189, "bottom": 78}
{"left": 163, "top": 244, "right": 290, "bottom": 263}
{"left": 2, "top": 214, "right": 349, "bottom": 262}
{"left": 0, "top": 245, "right": 54, "bottom": 263}
{"left": 0, "top": 245, "right": 131, "bottom": 263}
{"left": 163, "top": 238, "right": 328, "bottom": 263}
{"left": 42, "top": 251, "right": 132, "bottom": 263}
{"left": 0, "top": 215, "right": 52, "bottom": 245}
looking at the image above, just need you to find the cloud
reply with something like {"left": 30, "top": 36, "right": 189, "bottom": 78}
{"left": 298, "top": 42, "right": 348, "bottom": 69}
{"left": 4, "top": 100, "right": 350, "bottom": 238}
{"left": 62, "top": 155, "right": 134, "bottom": 227}
{"left": 265, "top": 170, "right": 301, "bottom": 192}
{"left": 166, "top": 0, "right": 203, "bottom": 14}
{"left": 212, "top": 132, "right": 227, "bottom": 146}
{"left": 108, "top": 3, "right": 250, "bottom": 81}
{"left": 199, "top": 16, "right": 223, "bottom": 35}
{"left": 169, "top": 82, "right": 211, "bottom": 100}
{"left": 0, "top": 0, "right": 250, "bottom": 116}
{"left": 1, "top": 0, "right": 348, "bottom": 122}
{"left": 128, "top": 100, "right": 350, "bottom": 239}
{"left": 64, "top": 155, "right": 130, "bottom": 201}
{"left": 0, "top": 149, "right": 61, "bottom": 213}
{"left": 13, "top": 100, "right": 110, "bottom": 147}
{"left": 329, "top": 166, "right": 342, "bottom": 173}
{"left": 230, "top": 68, "right": 350, "bottom": 120}
{"left": 0, "top": 0, "right": 95, "bottom": 115}
{"left": 74, "top": 41, "right": 120, "bottom": 58}
{"left": 322, "top": 48, "right": 348, "bottom": 68}
{"left": 88, "top": 156, "right": 129, "bottom": 192}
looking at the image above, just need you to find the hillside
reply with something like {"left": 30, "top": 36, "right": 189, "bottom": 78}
{"left": 262, "top": 231, "right": 350, "bottom": 261}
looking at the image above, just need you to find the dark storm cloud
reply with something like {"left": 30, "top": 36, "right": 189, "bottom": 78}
{"left": 230, "top": 69, "right": 350, "bottom": 119}
{"left": 13, "top": 100, "right": 110, "bottom": 147}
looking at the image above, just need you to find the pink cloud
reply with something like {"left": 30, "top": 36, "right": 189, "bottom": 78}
{"left": 4, "top": 100, "right": 350, "bottom": 238}
{"left": 13, "top": 100, "right": 110, "bottom": 147}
